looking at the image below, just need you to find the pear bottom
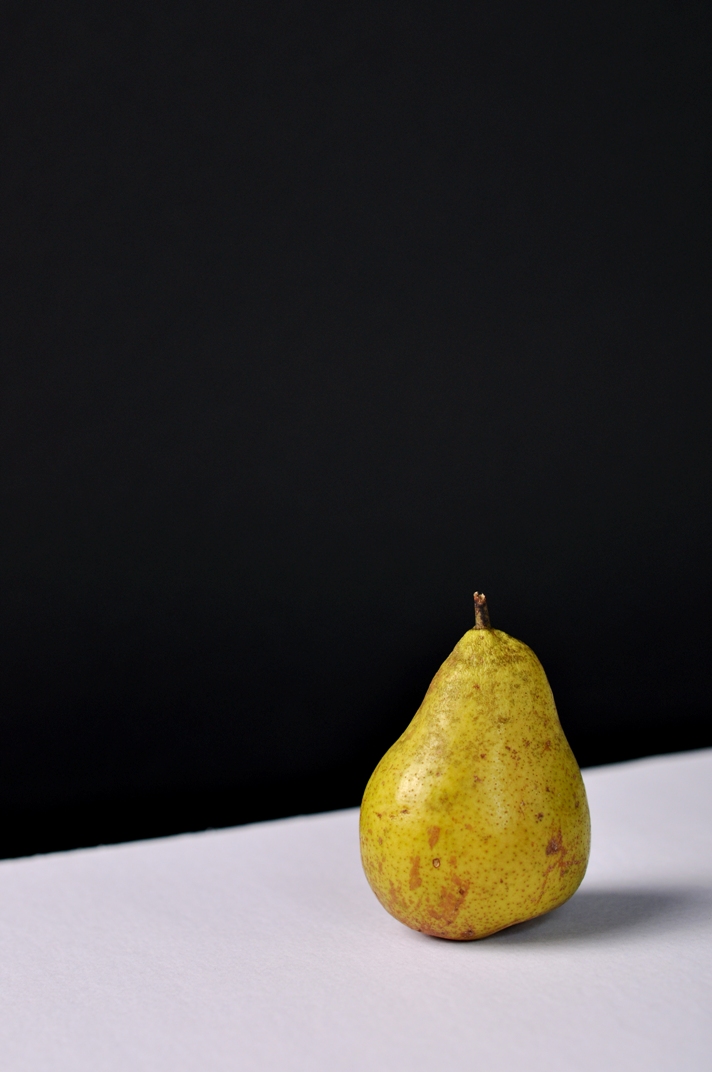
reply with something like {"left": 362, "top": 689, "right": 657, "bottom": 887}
{"left": 360, "top": 805, "right": 588, "bottom": 940}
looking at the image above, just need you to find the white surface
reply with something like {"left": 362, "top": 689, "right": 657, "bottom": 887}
{"left": 0, "top": 750, "right": 711, "bottom": 1071}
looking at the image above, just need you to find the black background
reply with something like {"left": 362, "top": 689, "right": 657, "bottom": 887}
{"left": 1, "top": 1, "right": 710, "bottom": 858}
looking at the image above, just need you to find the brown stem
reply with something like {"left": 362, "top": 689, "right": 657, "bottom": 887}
{"left": 473, "top": 592, "right": 491, "bottom": 629}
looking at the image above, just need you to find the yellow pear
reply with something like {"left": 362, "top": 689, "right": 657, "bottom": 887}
{"left": 360, "top": 594, "right": 590, "bottom": 939}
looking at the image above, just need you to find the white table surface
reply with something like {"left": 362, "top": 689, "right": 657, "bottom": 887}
{"left": 0, "top": 749, "right": 710, "bottom": 1071}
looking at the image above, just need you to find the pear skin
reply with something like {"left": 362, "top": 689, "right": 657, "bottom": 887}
{"left": 360, "top": 594, "right": 590, "bottom": 940}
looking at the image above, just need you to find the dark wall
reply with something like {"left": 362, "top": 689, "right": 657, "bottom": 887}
{"left": 1, "top": 1, "right": 710, "bottom": 856}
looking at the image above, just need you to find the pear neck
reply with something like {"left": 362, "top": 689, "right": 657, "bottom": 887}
{"left": 473, "top": 592, "right": 491, "bottom": 629}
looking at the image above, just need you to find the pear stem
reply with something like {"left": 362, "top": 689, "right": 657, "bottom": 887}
{"left": 473, "top": 592, "right": 491, "bottom": 629}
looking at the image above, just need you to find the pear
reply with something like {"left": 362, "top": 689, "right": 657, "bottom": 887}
{"left": 360, "top": 594, "right": 590, "bottom": 940}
